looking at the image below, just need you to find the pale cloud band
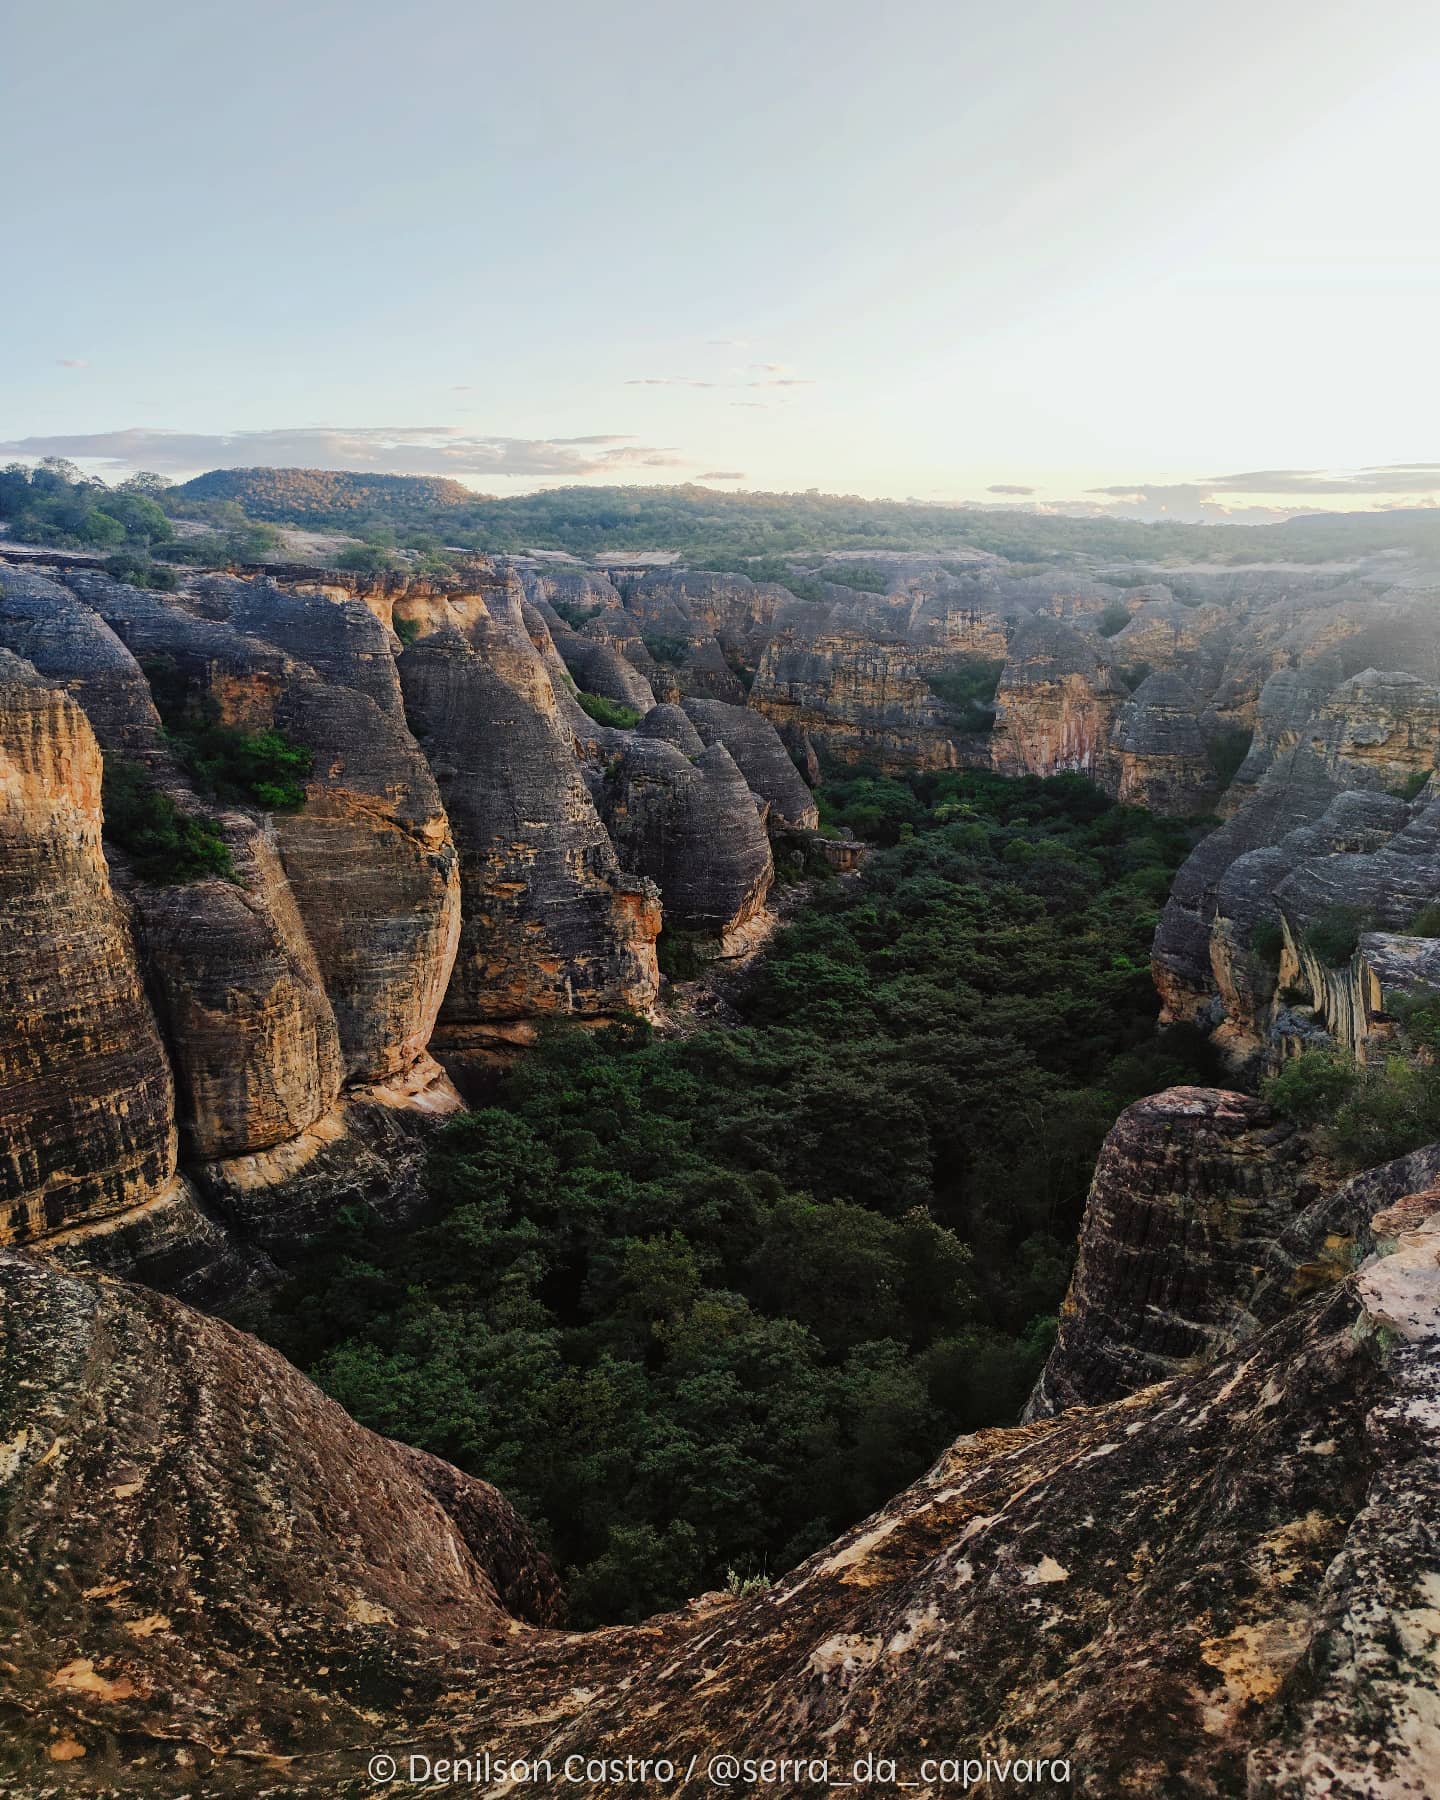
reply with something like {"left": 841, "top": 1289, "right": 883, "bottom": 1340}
{"left": 0, "top": 426, "right": 687, "bottom": 481}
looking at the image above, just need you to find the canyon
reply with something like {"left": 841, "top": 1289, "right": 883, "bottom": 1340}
{"left": 3, "top": 536, "right": 1440, "bottom": 1794}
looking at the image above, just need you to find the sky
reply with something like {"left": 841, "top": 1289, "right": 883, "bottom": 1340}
{"left": 4, "top": 0, "right": 1439, "bottom": 521}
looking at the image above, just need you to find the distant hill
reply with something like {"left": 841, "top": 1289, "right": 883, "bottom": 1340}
{"left": 176, "top": 467, "right": 477, "bottom": 521}
{"left": 166, "top": 471, "right": 1440, "bottom": 569}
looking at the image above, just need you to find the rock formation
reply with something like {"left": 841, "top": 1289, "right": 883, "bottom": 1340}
{"left": 1028, "top": 1087, "right": 1323, "bottom": 1416}
{"left": 3, "top": 1213, "right": 1437, "bottom": 1794}
{"left": 396, "top": 563, "right": 659, "bottom": 1070}
{"left": 1108, "top": 670, "right": 1216, "bottom": 814}
{"left": 605, "top": 737, "right": 774, "bottom": 947}
{"left": 681, "top": 696, "right": 819, "bottom": 829}
{"left": 990, "top": 617, "right": 1124, "bottom": 782}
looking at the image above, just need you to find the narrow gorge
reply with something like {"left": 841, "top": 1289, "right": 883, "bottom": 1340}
{"left": 2, "top": 536, "right": 1439, "bottom": 1796}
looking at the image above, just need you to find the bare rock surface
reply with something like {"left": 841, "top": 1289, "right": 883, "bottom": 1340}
{"left": 1028, "top": 1087, "right": 1323, "bottom": 1417}
{"left": 605, "top": 738, "right": 774, "bottom": 942}
{"left": 681, "top": 696, "right": 820, "bottom": 829}
{"left": 2, "top": 1225, "right": 1437, "bottom": 1796}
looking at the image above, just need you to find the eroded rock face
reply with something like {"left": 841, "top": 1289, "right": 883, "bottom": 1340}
{"left": 3, "top": 1226, "right": 1437, "bottom": 1796}
{"left": 1028, "top": 1087, "right": 1322, "bottom": 1417}
{"left": 605, "top": 738, "right": 774, "bottom": 943}
{"left": 397, "top": 566, "right": 659, "bottom": 1071}
{"left": 750, "top": 585, "right": 1008, "bottom": 770}
{"left": 681, "top": 697, "right": 819, "bottom": 830}
{"left": 0, "top": 651, "right": 177, "bottom": 1249}
{"left": 60, "top": 570, "right": 462, "bottom": 1087}
{"left": 1109, "top": 670, "right": 1216, "bottom": 814}
{"left": 991, "top": 617, "right": 1123, "bottom": 782}
{"left": 131, "top": 823, "right": 345, "bottom": 1163}
{"left": 1296, "top": 667, "right": 1440, "bottom": 792}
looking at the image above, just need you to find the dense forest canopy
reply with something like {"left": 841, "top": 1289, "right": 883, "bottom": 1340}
{"left": 256, "top": 767, "right": 1214, "bottom": 1626}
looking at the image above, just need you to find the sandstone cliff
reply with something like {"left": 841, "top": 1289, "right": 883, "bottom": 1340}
{"left": 3, "top": 1216, "right": 1436, "bottom": 1795}
{"left": 605, "top": 736, "right": 774, "bottom": 947}
{"left": 1108, "top": 670, "right": 1216, "bottom": 815}
{"left": 990, "top": 616, "right": 1124, "bottom": 782}
{"left": 396, "top": 563, "right": 659, "bottom": 1070}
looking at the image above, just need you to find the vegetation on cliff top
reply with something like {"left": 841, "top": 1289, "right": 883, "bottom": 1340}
{"left": 260, "top": 769, "right": 1208, "bottom": 1626}
{"left": 167, "top": 470, "right": 1440, "bottom": 566}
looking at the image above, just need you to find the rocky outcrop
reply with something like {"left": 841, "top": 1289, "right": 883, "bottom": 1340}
{"left": 990, "top": 616, "right": 1124, "bottom": 781}
{"left": 1109, "top": 671, "right": 1216, "bottom": 814}
{"left": 0, "top": 648, "right": 255, "bottom": 1303}
{"left": 1207, "top": 790, "right": 1412, "bottom": 1066}
{"left": 1028, "top": 1087, "right": 1323, "bottom": 1416}
{"left": 397, "top": 564, "right": 659, "bottom": 1070}
{"left": 1153, "top": 747, "right": 1342, "bottom": 1025}
{"left": 4, "top": 1221, "right": 1438, "bottom": 1795}
{"left": 130, "top": 823, "right": 344, "bottom": 1163}
{"left": 0, "top": 650, "right": 178, "bottom": 1249}
{"left": 750, "top": 585, "right": 1006, "bottom": 770}
{"left": 605, "top": 738, "right": 773, "bottom": 946}
{"left": 59, "top": 570, "right": 462, "bottom": 1089}
{"left": 1296, "top": 667, "right": 1440, "bottom": 792}
{"left": 681, "top": 696, "right": 819, "bottom": 829}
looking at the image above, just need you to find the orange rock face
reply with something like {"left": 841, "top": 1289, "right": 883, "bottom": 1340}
{"left": 0, "top": 651, "right": 177, "bottom": 1246}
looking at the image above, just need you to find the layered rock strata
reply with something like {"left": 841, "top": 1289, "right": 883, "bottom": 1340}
{"left": 990, "top": 617, "right": 1124, "bottom": 782}
{"left": 605, "top": 737, "right": 774, "bottom": 945}
{"left": 1028, "top": 1086, "right": 1322, "bottom": 1417}
{"left": 3, "top": 1220, "right": 1437, "bottom": 1795}
{"left": 396, "top": 565, "right": 659, "bottom": 1070}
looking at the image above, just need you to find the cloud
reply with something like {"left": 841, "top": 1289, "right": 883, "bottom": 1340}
{"left": 56, "top": 358, "right": 89, "bottom": 369}
{"left": 697, "top": 470, "right": 745, "bottom": 482}
{"left": 748, "top": 361, "right": 790, "bottom": 374}
{"left": 748, "top": 378, "right": 815, "bottom": 389}
{"left": 988, "top": 483, "right": 1036, "bottom": 496}
{"left": 0, "top": 426, "right": 689, "bottom": 482}
{"left": 624, "top": 377, "right": 718, "bottom": 388}
{"left": 708, "top": 337, "right": 749, "bottom": 348}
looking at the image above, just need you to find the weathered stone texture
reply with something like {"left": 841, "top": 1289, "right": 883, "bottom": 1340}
{"left": 605, "top": 738, "right": 774, "bottom": 942}
{"left": 681, "top": 696, "right": 819, "bottom": 829}
{"left": 1028, "top": 1087, "right": 1322, "bottom": 1416}
{"left": 2, "top": 1225, "right": 1437, "bottom": 1796}
{"left": 990, "top": 617, "right": 1123, "bottom": 781}
{"left": 1109, "top": 670, "right": 1217, "bottom": 813}
{"left": 0, "top": 651, "right": 177, "bottom": 1248}
{"left": 398, "top": 566, "right": 658, "bottom": 1072}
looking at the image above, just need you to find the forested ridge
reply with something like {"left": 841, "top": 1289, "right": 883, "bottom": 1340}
{"left": 257, "top": 768, "right": 1212, "bottom": 1624}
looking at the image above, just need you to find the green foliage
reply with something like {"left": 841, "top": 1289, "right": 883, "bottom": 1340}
{"left": 1206, "top": 727, "right": 1253, "bottom": 789}
{"left": 1407, "top": 903, "right": 1440, "bottom": 936}
{"left": 0, "top": 459, "right": 176, "bottom": 552}
{"left": 102, "top": 551, "right": 178, "bottom": 590}
{"left": 1263, "top": 1049, "right": 1358, "bottom": 1125}
{"left": 393, "top": 616, "right": 422, "bottom": 646}
{"left": 1303, "top": 905, "right": 1371, "bottom": 968}
{"left": 577, "top": 692, "right": 642, "bottom": 729}
{"left": 257, "top": 769, "right": 1205, "bottom": 1624}
{"left": 643, "top": 634, "right": 689, "bottom": 666}
{"left": 926, "top": 659, "right": 1005, "bottom": 733}
{"left": 1393, "top": 769, "right": 1432, "bottom": 801}
{"left": 1250, "top": 918, "right": 1285, "bottom": 964}
{"left": 551, "top": 600, "right": 604, "bottom": 630}
{"left": 170, "top": 472, "right": 1440, "bottom": 567}
{"left": 815, "top": 562, "right": 890, "bottom": 593}
{"left": 1096, "top": 601, "right": 1131, "bottom": 637}
{"left": 141, "top": 662, "right": 313, "bottom": 811}
{"left": 100, "top": 757, "right": 234, "bottom": 883}
{"left": 335, "top": 542, "right": 401, "bottom": 574}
